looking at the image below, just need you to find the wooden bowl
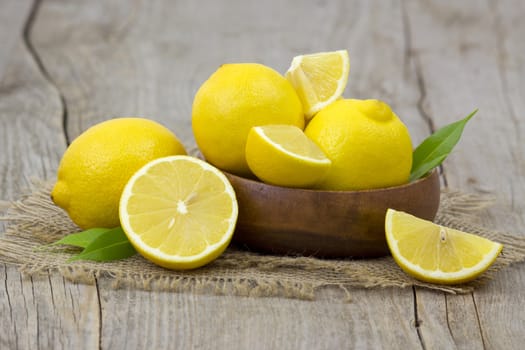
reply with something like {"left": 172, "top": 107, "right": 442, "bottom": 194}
{"left": 224, "top": 170, "right": 440, "bottom": 258}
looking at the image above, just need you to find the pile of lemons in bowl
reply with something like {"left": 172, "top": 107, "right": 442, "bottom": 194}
{"left": 192, "top": 50, "right": 412, "bottom": 191}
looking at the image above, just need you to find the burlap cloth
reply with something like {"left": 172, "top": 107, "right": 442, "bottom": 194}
{"left": 1, "top": 181, "right": 524, "bottom": 301}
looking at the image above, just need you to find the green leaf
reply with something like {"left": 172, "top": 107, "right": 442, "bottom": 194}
{"left": 68, "top": 227, "right": 136, "bottom": 262}
{"left": 410, "top": 109, "right": 477, "bottom": 181}
{"left": 51, "top": 228, "right": 112, "bottom": 248}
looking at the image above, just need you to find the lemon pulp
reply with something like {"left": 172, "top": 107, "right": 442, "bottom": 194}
{"left": 385, "top": 209, "right": 503, "bottom": 284}
{"left": 285, "top": 50, "right": 350, "bottom": 118}
{"left": 119, "top": 156, "right": 238, "bottom": 270}
{"left": 245, "top": 125, "right": 331, "bottom": 188}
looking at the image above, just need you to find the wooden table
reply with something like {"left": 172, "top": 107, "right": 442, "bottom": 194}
{"left": 1, "top": 0, "right": 524, "bottom": 348}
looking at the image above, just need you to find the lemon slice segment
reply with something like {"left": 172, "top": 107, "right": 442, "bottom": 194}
{"left": 385, "top": 209, "right": 503, "bottom": 284}
{"left": 285, "top": 50, "right": 350, "bottom": 119}
{"left": 119, "top": 155, "right": 238, "bottom": 270}
{"left": 245, "top": 125, "right": 331, "bottom": 188}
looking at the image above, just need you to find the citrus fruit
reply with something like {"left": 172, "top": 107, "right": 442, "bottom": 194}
{"left": 192, "top": 63, "right": 304, "bottom": 177}
{"left": 304, "top": 99, "right": 413, "bottom": 190}
{"left": 119, "top": 155, "right": 238, "bottom": 270}
{"left": 245, "top": 125, "right": 331, "bottom": 188}
{"left": 385, "top": 209, "right": 503, "bottom": 284}
{"left": 285, "top": 49, "right": 350, "bottom": 119}
{"left": 51, "top": 118, "right": 187, "bottom": 229}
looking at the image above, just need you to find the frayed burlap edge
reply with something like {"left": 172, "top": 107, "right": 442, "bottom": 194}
{"left": 1, "top": 181, "right": 524, "bottom": 301}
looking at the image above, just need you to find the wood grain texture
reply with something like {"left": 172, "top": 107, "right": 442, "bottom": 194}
{"left": 415, "top": 288, "right": 485, "bottom": 349}
{"left": 405, "top": 0, "right": 525, "bottom": 348}
{"left": 0, "top": 0, "right": 33, "bottom": 82}
{"left": 0, "top": 0, "right": 523, "bottom": 348}
{"left": 96, "top": 277, "right": 422, "bottom": 350}
{"left": 473, "top": 0, "right": 525, "bottom": 345}
{"left": 1, "top": 268, "right": 100, "bottom": 350}
{"left": 0, "top": 15, "right": 63, "bottom": 198}
{"left": 0, "top": 2, "right": 101, "bottom": 349}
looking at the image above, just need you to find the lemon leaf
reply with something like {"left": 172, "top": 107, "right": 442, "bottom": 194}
{"left": 51, "top": 228, "right": 112, "bottom": 248}
{"left": 67, "top": 227, "right": 136, "bottom": 262}
{"left": 410, "top": 109, "right": 477, "bottom": 181}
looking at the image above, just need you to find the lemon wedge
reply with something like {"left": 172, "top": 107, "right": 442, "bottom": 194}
{"left": 245, "top": 125, "right": 331, "bottom": 188}
{"left": 385, "top": 209, "right": 503, "bottom": 284}
{"left": 285, "top": 49, "right": 350, "bottom": 119}
{"left": 119, "top": 155, "right": 238, "bottom": 270}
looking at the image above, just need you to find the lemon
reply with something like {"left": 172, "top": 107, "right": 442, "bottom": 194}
{"left": 119, "top": 156, "right": 238, "bottom": 270}
{"left": 51, "top": 118, "right": 187, "bottom": 229}
{"left": 192, "top": 63, "right": 304, "bottom": 177}
{"left": 245, "top": 125, "right": 331, "bottom": 188}
{"left": 385, "top": 209, "right": 503, "bottom": 284}
{"left": 285, "top": 50, "right": 350, "bottom": 119}
{"left": 305, "top": 99, "right": 413, "bottom": 190}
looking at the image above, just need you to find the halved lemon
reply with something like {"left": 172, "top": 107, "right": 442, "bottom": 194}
{"left": 285, "top": 49, "right": 350, "bottom": 119}
{"left": 245, "top": 125, "right": 332, "bottom": 188}
{"left": 119, "top": 155, "right": 238, "bottom": 270}
{"left": 385, "top": 209, "right": 503, "bottom": 284}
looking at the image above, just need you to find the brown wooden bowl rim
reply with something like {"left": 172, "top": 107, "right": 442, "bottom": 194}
{"left": 223, "top": 168, "right": 439, "bottom": 194}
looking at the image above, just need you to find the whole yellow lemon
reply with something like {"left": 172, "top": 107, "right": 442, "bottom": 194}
{"left": 305, "top": 99, "right": 413, "bottom": 190}
{"left": 192, "top": 63, "right": 304, "bottom": 176}
{"left": 51, "top": 118, "right": 187, "bottom": 229}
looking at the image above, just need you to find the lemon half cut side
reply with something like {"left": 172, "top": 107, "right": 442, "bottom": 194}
{"left": 385, "top": 209, "right": 503, "bottom": 284}
{"left": 119, "top": 155, "right": 238, "bottom": 270}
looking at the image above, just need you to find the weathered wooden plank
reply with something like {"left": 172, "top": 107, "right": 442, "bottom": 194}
{"left": 400, "top": 1, "right": 488, "bottom": 348}
{"left": 0, "top": 4, "right": 59, "bottom": 348}
{"left": 0, "top": 3, "right": 101, "bottom": 349}
{"left": 0, "top": 0, "right": 35, "bottom": 232}
{"left": 405, "top": 0, "right": 525, "bottom": 348}
{"left": 1, "top": 264, "right": 39, "bottom": 350}
{"left": 415, "top": 288, "right": 485, "bottom": 349}
{"left": 472, "top": 1, "right": 525, "bottom": 348}
{"left": 1, "top": 267, "right": 100, "bottom": 350}
{"left": 97, "top": 279, "right": 422, "bottom": 349}
{"left": 0, "top": 0, "right": 33, "bottom": 82}
{"left": 0, "top": 44, "right": 63, "bottom": 197}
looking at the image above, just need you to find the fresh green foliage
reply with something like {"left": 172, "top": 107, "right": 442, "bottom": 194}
{"left": 67, "top": 227, "right": 136, "bottom": 262}
{"left": 50, "top": 226, "right": 136, "bottom": 262}
{"left": 51, "top": 228, "right": 111, "bottom": 248}
{"left": 410, "top": 109, "right": 477, "bottom": 181}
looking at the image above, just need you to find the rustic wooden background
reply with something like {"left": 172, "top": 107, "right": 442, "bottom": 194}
{"left": 1, "top": 0, "right": 524, "bottom": 348}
